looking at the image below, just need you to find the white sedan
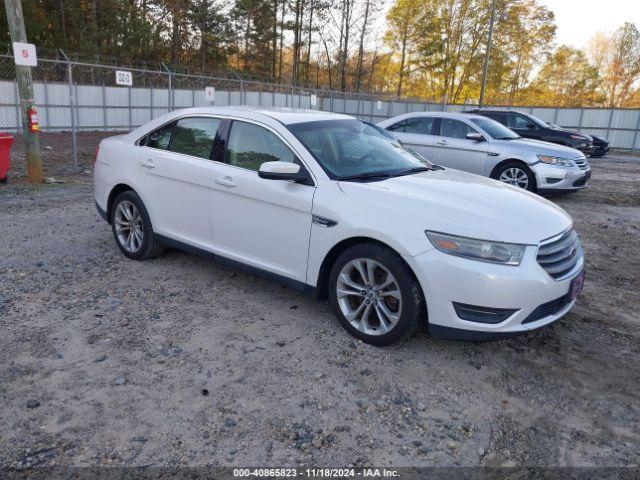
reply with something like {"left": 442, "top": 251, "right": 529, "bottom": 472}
{"left": 94, "top": 107, "right": 585, "bottom": 345}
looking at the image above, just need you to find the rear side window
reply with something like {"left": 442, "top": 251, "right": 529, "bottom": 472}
{"left": 169, "top": 117, "right": 221, "bottom": 159}
{"left": 225, "top": 121, "right": 295, "bottom": 171}
{"left": 485, "top": 112, "right": 508, "bottom": 125}
{"left": 386, "top": 117, "right": 436, "bottom": 134}
{"left": 404, "top": 117, "right": 437, "bottom": 134}
{"left": 143, "top": 122, "right": 175, "bottom": 150}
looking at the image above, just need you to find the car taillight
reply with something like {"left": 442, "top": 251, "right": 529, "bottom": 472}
{"left": 93, "top": 146, "right": 99, "bottom": 164}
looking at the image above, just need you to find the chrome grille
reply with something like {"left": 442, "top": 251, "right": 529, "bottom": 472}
{"left": 574, "top": 158, "right": 590, "bottom": 170}
{"left": 537, "top": 229, "right": 582, "bottom": 280}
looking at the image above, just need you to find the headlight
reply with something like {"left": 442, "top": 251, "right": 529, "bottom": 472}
{"left": 537, "top": 154, "right": 574, "bottom": 167}
{"left": 570, "top": 134, "right": 586, "bottom": 140}
{"left": 426, "top": 231, "right": 526, "bottom": 265}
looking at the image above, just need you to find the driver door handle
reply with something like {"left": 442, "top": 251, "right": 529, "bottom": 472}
{"left": 215, "top": 176, "right": 237, "bottom": 188}
{"left": 435, "top": 139, "right": 448, "bottom": 146}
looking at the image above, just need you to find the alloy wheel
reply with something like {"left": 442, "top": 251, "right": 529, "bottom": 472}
{"left": 336, "top": 258, "right": 402, "bottom": 336}
{"left": 499, "top": 167, "right": 529, "bottom": 189}
{"left": 114, "top": 200, "right": 144, "bottom": 253}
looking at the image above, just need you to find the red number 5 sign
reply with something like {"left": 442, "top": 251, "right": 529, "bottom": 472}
{"left": 13, "top": 42, "right": 37, "bottom": 67}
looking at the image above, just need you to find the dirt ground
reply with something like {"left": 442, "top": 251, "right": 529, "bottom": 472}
{"left": 0, "top": 145, "right": 639, "bottom": 469}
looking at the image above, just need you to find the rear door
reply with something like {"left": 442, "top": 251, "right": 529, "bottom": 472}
{"left": 386, "top": 117, "right": 439, "bottom": 159}
{"left": 137, "top": 116, "right": 221, "bottom": 249}
{"left": 209, "top": 119, "right": 315, "bottom": 284}
{"left": 429, "top": 117, "right": 488, "bottom": 174}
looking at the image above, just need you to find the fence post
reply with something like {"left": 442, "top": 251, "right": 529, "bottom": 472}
{"left": 102, "top": 82, "right": 107, "bottom": 129}
{"left": 605, "top": 108, "right": 614, "bottom": 142}
{"left": 43, "top": 80, "right": 49, "bottom": 132}
{"left": 128, "top": 84, "right": 132, "bottom": 130}
{"left": 577, "top": 108, "right": 584, "bottom": 133}
{"left": 631, "top": 111, "right": 640, "bottom": 153}
{"left": 61, "top": 50, "right": 78, "bottom": 172}
{"left": 13, "top": 80, "right": 20, "bottom": 134}
{"left": 162, "top": 63, "right": 172, "bottom": 110}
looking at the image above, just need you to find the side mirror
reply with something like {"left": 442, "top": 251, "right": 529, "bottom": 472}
{"left": 466, "top": 132, "right": 485, "bottom": 141}
{"left": 258, "top": 161, "right": 312, "bottom": 185}
{"left": 527, "top": 123, "right": 537, "bottom": 130}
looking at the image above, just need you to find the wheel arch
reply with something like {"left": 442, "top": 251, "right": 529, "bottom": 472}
{"left": 314, "top": 236, "right": 423, "bottom": 302}
{"left": 489, "top": 158, "right": 529, "bottom": 179}
{"left": 106, "top": 183, "right": 136, "bottom": 223}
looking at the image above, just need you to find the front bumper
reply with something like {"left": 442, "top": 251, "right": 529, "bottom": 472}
{"left": 406, "top": 246, "right": 584, "bottom": 340}
{"left": 531, "top": 163, "right": 591, "bottom": 191}
{"left": 591, "top": 144, "right": 609, "bottom": 156}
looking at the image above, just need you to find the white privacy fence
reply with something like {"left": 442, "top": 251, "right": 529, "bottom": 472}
{"left": 1, "top": 53, "right": 640, "bottom": 165}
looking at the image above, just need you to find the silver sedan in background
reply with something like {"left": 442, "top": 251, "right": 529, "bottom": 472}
{"left": 377, "top": 112, "right": 591, "bottom": 193}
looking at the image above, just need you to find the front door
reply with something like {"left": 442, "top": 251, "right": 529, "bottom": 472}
{"left": 210, "top": 120, "right": 315, "bottom": 284}
{"left": 509, "top": 113, "right": 541, "bottom": 140}
{"left": 429, "top": 118, "right": 488, "bottom": 174}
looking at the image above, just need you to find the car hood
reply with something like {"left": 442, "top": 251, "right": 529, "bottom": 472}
{"left": 338, "top": 169, "right": 572, "bottom": 245}
{"left": 499, "top": 137, "right": 585, "bottom": 157}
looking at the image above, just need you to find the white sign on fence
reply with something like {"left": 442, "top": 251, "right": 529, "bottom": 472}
{"left": 377, "top": 100, "right": 383, "bottom": 110}
{"left": 12, "top": 42, "right": 37, "bottom": 67}
{"left": 205, "top": 86, "right": 216, "bottom": 103}
{"left": 310, "top": 94, "right": 317, "bottom": 107}
{"left": 115, "top": 70, "right": 133, "bottom": 86}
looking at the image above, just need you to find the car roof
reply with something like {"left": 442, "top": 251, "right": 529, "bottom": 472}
{"left": 391, "top": 111, "right": 491, "bottom": 122}
{"left": 167, "top": 106, "right": 354, "bottom": 125}
{"left": 468, "top": 108, "right": 526, "bottom": 115}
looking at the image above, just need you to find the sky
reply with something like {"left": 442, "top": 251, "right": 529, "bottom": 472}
{"left": 538, "top": 0, "right": 640, "bottom": 49}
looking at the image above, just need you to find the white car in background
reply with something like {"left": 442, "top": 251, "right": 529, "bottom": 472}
{"left": 94, "top": 107, "right": 585, "bottom": 345}
{"left": 378, "top": 112, "right": 591, "bottom": 193}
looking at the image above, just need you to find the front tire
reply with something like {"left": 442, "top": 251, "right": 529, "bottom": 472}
{"left": 329, "top": 243, "right": 424, "bottom": 346}
{"left": 494, "top": 161, "right": 536, "bottom": 192}
{"left": 110, "top": 191, "right": 164, "bottom": 260}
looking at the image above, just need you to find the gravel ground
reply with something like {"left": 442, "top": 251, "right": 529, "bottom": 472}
{"left": 0, "top": 155, "right": 639, "bottom": 469}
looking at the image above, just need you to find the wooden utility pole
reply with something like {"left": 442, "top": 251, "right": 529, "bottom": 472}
{"left": 4, "top": 0, "right": 44, "bottom": 183}
{"left": 479, "top": 0, "right": 497, "bottom": 108}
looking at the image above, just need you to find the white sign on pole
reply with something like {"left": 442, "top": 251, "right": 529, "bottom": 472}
{"left": 310, "top": 94, "right": 317, "bottom": 107}
{"left": 12, "top": 42, "right": 37, "bottom": 67}
{"left": 115, "top": 70, "right": 133, "bottom": 86}
{"left": 205, "top": 86, "right": 216, "bottom": 103}
{"left": 377, "top": 100, "right": 383, "bottom": 110}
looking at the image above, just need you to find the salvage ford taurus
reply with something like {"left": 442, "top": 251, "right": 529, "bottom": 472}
{"left": 94, "top": 107, "right": 585, "bottom": 345}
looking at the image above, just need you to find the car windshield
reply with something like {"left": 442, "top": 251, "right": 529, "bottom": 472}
{"left": 287, "top": 119, "right": 433, "bottom": 180}
{"left": 470, "top": 117, "right": 520, "bottom": 140}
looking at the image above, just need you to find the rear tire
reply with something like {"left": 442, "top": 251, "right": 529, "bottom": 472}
{"left": 110, "top": 191, "right": 164, "bottom": 260}
{"left": 493, "top": 161, "right": 536, "bottom": 192}
{"left": 328, "top": 243, "right": 425, "bottom": 346}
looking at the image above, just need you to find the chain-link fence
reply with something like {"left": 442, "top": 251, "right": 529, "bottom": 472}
{"left": 2, "top": 50, "right": 640, "bottom": 177}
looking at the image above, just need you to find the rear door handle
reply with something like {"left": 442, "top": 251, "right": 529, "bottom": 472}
{"left": 215, "top": 176, "right": 236, "bottom": 188}
{"left": 435, "top": 140, "right": 448, "bottom": 146}
{"left": 140, "top": 159, "right": 155, "bottom": 169}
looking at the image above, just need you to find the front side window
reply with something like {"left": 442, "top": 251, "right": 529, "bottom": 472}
{"left": 143, "top": 122, "right": 175, "bottom": 150}
{"left": 169, "top": 117, "right": 221, "bottom": 160}
{"left": 225, "top": 121, "right": 295, "bottom": 171}
{"left": 440, "top": 118, "right": 476, "bottom": 139}
{"left": 470, "top": 117, "right": 519, "bottom": 140}
{"left": 288, "top": 119, "right": 432, "bottom": 179}
{"left": 510, "top": 114, "right": 536, "bottom": 130}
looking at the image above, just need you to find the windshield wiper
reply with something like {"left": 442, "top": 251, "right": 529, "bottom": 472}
{"left": 496, "top": 136, "right": 520, "bottom": 140}
{"left": 339, "top": 166, "right": 433, "bottom": 181}
{"left": 338, "top": 172, "right": 395, "bottom": 181}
